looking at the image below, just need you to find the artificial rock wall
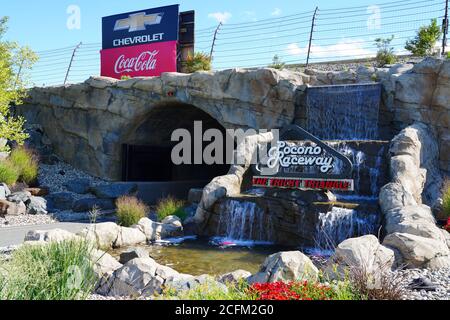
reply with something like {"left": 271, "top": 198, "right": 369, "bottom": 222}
{"left": 14, "top": 57, "right": 450, "bottom": 180}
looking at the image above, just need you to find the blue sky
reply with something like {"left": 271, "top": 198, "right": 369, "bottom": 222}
{"left": 1, "top": 0, "right": 445, "bottom": 85}
{"left": 3, "top": 0, "right": 378, "bottom": 49}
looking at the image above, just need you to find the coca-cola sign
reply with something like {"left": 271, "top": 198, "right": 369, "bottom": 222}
{"left": 114, "top": 50, "right": 159, "bottom": 74}
{"left": 101, "top": 5, "right": 179, "bottom": 78}
{"left": 100, "top": 41, "right": 177, "bottom": 78}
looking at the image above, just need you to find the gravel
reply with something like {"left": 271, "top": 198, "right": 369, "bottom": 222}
{"left": 0, "top": 214, "right": 56, "bottom": 228}
{"left": 38, "top": 162, "right": 105, "bottom": 201}
{"left": 398, "top": 267, "right": 450, "bottom": 300}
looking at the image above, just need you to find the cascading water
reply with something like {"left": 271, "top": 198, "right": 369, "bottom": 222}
{"left": 215, "top": 199, "right": 273, "bottom": 245}
{"left": 314, "top": 207, "right": 380, "bottom": 251}
{"left": 306, "top": 84, "right": 381, "bottom": 140}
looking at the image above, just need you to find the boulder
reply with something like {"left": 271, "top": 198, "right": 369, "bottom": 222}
{"left": 24, "top": 229, "right": 80, "bottom": 242}
{"left": 89, "top": 183, "right": 137, "bottom": 199}
{"left": 390, "top": 155, "right": 426, "bottom": 204}
{"left": 7, "top": 191, "right": 32, "bottom": 204}
{"left": 0, "top": 183, "right": 11, "bottom": 199}
{"left": 324, "top": 235, "right": 395, "bottom": 279}
{"left": 90, "top": 248, "right": 122, "bottom": 278}
{"left": 133, "top": 218, "right": 160, "bottom": 241}
{"left": 119, "top": 247, "right": 149, "bottom": 264}
{"left": 218, "top": 270, "right": 252, "bottom": 284}
{"left": 107, "top": 257, "right": 166, "bottom": 297}
{"left": 160, "top": 223, "right": 184, "bottom": 239}
{"left": 26, "top": 196, "right": 47, "bottom": 215}
{"left": 0, "top": 199, "right": 26, "bottom": 216}
{"left": 165, "top": 274, "right": 227, "bottom": 293}
{"left": 379, "top": 182, "right": 417, "bottom": 213}
{"left": 248, "top": 251, "right": 318, "bottom": 284}
{"left": 188, "top": 188, "right": 203, "bottom": 204}
{"left": 72, "top": 198, "right": 115, "bottom": 212}
{"left": 25, "top": 187, "right": 49, "bottom": 197}
{"left": 115, "top": 227, "right": 147, "bottom": 247}
{"left": 78, "top": 222, "right": 120, "bottom": 249}
{"left": 161, "top": 215, "right": 182, "bottom": 226}
{"left": 383, "top": 232, "right": 450, "bottom": 269}
{"left": 389, "top": 123, "right": 443, "bottom": 209}
{"left": 46, "top": 192, "right": 76, "bottom": 211}
{"left": 64, "top": 178, "right": 91, "bottom": 194}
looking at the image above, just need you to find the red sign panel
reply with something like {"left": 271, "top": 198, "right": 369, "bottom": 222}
{"left": 100, "top": 41, "right": 177, "bottom": 79}
{"left": 252, "top": 176, "right": 354, "bottom": 192}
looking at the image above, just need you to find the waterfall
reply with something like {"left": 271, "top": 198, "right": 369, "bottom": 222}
{"left": 369, "top": 145, "right": 385, "bottom": 197}
{"left": 314, "top": 207, "right": 379, "bottom": 251}
{"left": 215, "top": 200, "right": 272, "bottom": 243}
{"left": 306, "top": 84, "right": 381, "bottom": 140}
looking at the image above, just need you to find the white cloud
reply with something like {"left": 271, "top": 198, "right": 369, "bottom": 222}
{"left": 271, "top": 8, "right": 282, "bottom": 16}
{"left": 208, "top": 12, "right": 232, "bottom": 24}
{"left": 286, "top": 39, "right": 374, "bottom": 59}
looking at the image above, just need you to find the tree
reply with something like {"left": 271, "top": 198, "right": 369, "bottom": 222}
{"left": 405, "top": 19, "right": 442, "bottom": 57}
{"left": 0, "top": 16, "right": 38, "bottom": 151}
{"left": 268, "top": 55, "right": 285, "bottom": 70}
{"left": 184, "top": 52, "right": 212, "bottom": 73}
{"left": 374, "top": 35, "right": 397, "bottom": 67}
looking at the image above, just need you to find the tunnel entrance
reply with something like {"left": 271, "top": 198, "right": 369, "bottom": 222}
{"left": 122, "top": 102, "right": 230, "bottom": 183}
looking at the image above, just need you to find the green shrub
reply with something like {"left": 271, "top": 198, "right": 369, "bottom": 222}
{"left": 442, "top": 179, "right": 450, "bottom": 218}
{"left": 0, "top": 240, "right": 96, "bottom": 300}
{"left": 120, "top": 75, "right": 132, "bottom": 80}
{"left": 163, "top": 279, "right": 257, "bottom": 300}
{"left": 184, "top": 52, "right": 211, "bottom": 73}
{"left": 374, "top": 35, "right": 397, "bottom": 67}
{"left": 268, "top": 55, "right": 285, "bottom": 70}
{"left": 447, "top": 52, "right": 450, "bottom": 60}
{"left": 9, "top": 146, "right": 38, "bottom": 184}
{"left": 405, "top": 19, "right": 442, "bottom": 57}
{"left": 155, "top": 196, "right": 187, "bottom": 221}
{"left": 0, "top": 160, "right": 19, "bottom": 185}
{"left": 115, "top": 196, "right": 148, "bottom": 227}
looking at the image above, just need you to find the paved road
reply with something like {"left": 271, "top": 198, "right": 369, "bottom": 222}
{"left": 0, "top": 222, "right": 91, "bottom": 247}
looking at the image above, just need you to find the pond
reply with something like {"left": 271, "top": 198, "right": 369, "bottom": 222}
{"left": 112, "top": 237, "right": 296, "bottom": 276}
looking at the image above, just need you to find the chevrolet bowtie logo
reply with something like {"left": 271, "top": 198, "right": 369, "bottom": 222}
{"left": 114, "top": 12, "right": 164, "bottom": 32}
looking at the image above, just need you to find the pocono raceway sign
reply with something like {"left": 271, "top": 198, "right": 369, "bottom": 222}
{"left": 101, "top": 5, "right": 179, "bottom": 78}
{"left": 252, "top": 125, "right": 354, "bottom": 192}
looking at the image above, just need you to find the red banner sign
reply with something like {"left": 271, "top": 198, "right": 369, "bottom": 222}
{"left": 252, "top": 176, "right": 354, "bottom": 192}
{"left": 100, "top": 41, "right": 177, "bottom": 79}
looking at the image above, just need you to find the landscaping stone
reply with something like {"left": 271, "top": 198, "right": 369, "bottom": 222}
{"left": 63, "top": 178, "right": 91, "bottom": 194}
{"left": 26, "top": 196, "right": 48, "bottom": 215}
{"left": 324, "top": 235, "right": 395, "bottom": 279}
{"left": 78, "top": 222, "right": 120, "bottom": 249}
{"left": 107, "top": 257, "right": 169, "bottom": 296}
{"left": 379, "top": 182, "right": 417, "bottom": 213}
{"left": 0, "top": 183, "right": 11, "bottom": 200}
{"left": 24, "top": 229, "right": 80, "bottom": 242}
{"left": 119, "top": 247, "right": 149, "bottom": 264}
{"left": 187, "top": 188, "right": 203, "bottom": 204}
{"left": 46, "top": 192, "right": 76, "bottom": 211}
{"left": 89, "top": 183, "right": 138, "bottom": 199}
{"left": 7, "top": 191, "right": 32, "bottom": 204}
{"left": 24, "top": 187, "right": 49, "bottom": 197}
{"left": 90, "top": 248, "right": 122, "bottom": 279}
{"left": 0, "top": 200, "right": 26, "bottom": 216}
{"left": 133, "top": 218, "right": 160, "bottom": 241}
{"left": 115, "top": 227, "right": 147, "bottom": 247}
{"left": 72, "top": 198, "right": 115, "bottom": 212}
{"left": 248, "top": 251, "right": 319, "bottom": 284}
{"left": 218, "top": 270, "right": 252, "bottom": 284}
{"left": 383, "top": 232, "right": 450, "bottom": 270}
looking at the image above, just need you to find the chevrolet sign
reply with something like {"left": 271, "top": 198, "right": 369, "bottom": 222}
{"left": 102, "top": 5, "right": 179, "bottom": 50}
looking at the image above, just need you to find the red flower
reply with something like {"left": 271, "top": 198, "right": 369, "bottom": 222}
{"left": 249, "top": 281, "right": 334, "bottom": 301}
